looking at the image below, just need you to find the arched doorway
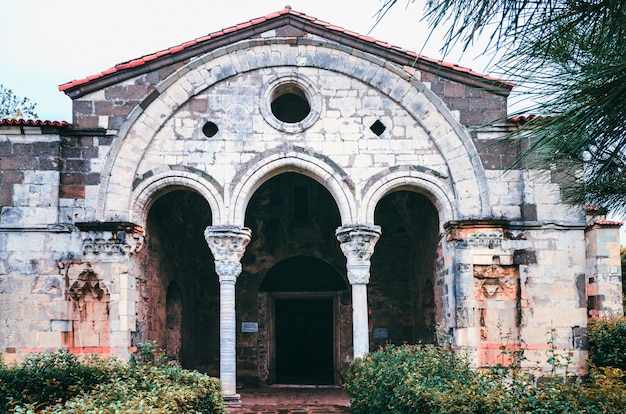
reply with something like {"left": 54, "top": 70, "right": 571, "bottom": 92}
{"left": 371, "top": 190, "right": 440, "bottom": 347}
{"left": 135, "top": 189, "right": 218, "bottom": 374}
{"left": 260, "top": 256, "right": 348, "bottom": 384}
{"left": 240, "top": 172, "right": 349, "bottom": 385}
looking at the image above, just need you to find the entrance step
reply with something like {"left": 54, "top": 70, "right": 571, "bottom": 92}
{"left": 227, "top": 387, "right": 352, "bottom": 413}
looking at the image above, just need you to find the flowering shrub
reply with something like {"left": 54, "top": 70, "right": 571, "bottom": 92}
{"left": 344, "top": 344, "right": 491, "bottom": 413}
{"left": 44, "top": 365, "right": 226, "bottom": 413}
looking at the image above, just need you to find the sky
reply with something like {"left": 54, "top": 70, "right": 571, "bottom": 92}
{"left": 1, "top": 0, "right": 623, "bottom": 240}
{"left": 0, "top": 0, "right": 501, "bottom": 122}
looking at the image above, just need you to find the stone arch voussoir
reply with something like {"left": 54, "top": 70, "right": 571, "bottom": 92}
{"left": 230, "top": 152, "right": 356, "bottom": 226}
{"left": 362, "top": 168, "right": 455, "bottom": 226}
{"left": 131, "top": 170, "right": 225, "bottom": 227}
{"left": 100, "top": 38, "right": 489, "bottom": 223}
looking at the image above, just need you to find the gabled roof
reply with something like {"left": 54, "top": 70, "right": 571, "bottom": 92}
{"left": 59, "top": 8, "right": 514, "bottom": 98}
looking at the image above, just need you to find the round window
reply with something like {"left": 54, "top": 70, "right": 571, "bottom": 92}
{"left": 260, "top": 73, "right": 320, "bottom": 133}
{"left": 270, "top": 83, "right": 311, "bottom": 123}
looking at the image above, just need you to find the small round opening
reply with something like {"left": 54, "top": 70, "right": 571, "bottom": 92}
{"left": 270, "top": 83, "right": 311, "bottom": 123}
{"left": 202, "top": 121, "right": 219, "bottom": 138}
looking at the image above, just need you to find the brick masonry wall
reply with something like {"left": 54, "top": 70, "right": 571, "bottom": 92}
{"left": 72, "top": 63, "right": 186, "bottom": 129}
{"left": 421, "top": 72, "right": 508, "bottom": 127}
{"left": 0, "top": 132, "right": 60, "bottom": 225}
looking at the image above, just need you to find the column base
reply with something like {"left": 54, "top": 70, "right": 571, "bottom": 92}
{"left": 223, "top": 393, "right": 241, "bottom": 407}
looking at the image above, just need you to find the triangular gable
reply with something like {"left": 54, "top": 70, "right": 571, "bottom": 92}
{"left": 59, "top": 8, "right": 513, "bottom": 98}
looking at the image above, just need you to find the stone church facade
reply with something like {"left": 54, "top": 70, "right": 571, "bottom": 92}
{"left": 0, "top": 8, "right": 622, "bottom": 401}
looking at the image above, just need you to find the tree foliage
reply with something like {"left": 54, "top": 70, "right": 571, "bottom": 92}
{"left": 378, "top": 0, "right": 626, "bottom": 214}
{"left": 0, "top": 84, "right": 38, "bottom": 119}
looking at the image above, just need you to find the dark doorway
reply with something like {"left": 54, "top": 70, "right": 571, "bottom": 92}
{"left": 274, "top": 298, "right": 334, "bottom": 384}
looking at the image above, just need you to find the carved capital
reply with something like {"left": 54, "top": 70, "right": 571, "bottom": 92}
{"left": 82, "top": 232, "right": 144, "bottom": 256}
{"left": 204, "top": 226, "right": 252, "bottom": 283}
{"left": 336, "top": 224, "right": 381, "bottom": 284}
{"left": 466, "top": 232, "right": 503, "bottom": 248}
{"left": 77, "top": 221, "right": 144, "bottom": 257}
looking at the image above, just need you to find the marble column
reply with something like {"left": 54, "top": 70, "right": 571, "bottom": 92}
{"left": 336, "top": 224, "right": 381, "bottom": 359}
{"left": 204, "top": 225, "right": 251, "bottom": 403}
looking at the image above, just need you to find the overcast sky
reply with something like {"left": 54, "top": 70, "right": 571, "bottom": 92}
{"left": 1, "top": 0, "right": 500, "bottom": 122}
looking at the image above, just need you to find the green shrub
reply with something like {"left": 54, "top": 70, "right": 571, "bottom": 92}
{"left": 0, "top": 350, "right": 120, "bottom": 412}
{"left": 588, "top": 316, "right": 626, "bottom": 370}
{"left": 344, "top": 344, "right": 488, "bottom": 413}
{"left": 44, "top": 365, "right": 226, "bottom": 413}
{"left": 0, "top": 345, "right": 226, "bottom": 414}
{"left": 344, "top": 344, "right": 626, "bottom": 414}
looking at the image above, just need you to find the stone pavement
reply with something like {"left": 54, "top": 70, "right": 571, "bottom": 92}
{"left": 227, "top": 387, "right": 353, "bottom": 414}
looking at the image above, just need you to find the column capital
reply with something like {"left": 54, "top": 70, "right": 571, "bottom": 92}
{"left": 76, "top": 221, "right": 145, "bottom": 258}
{"left": 336, "top": 224, "right": 381, "bottom": 284}
{"left": 204, "top": 225, "right": 252, "bottom": 283}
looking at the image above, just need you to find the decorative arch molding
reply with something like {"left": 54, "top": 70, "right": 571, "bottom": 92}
{"left": 130, "top": 169, "right": 224, "bottom": 227}
{"left": 361, "top": 167, "right": 456, "bottom": 226}
{"left": 230, "top": 150, "right": 356, "bottom": 226}
{"left": 98, "top": 37, "right": 489, "bottom": 222}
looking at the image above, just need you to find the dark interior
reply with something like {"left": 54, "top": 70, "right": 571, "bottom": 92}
{"left": 274, "top": 298, "right": 334, "bottom": 384}
{"left": 271, "top": 92, "right": 311, "bottom": 123}
{"left": 139, "top": 189, "right": 219, "bottom": 375}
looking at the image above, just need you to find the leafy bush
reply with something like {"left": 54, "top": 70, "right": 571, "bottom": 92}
{"left": 344, "top": 344, "right": 490, "bottom": 413}
{"left": 0, "top": 344, "right": 226, "bottom": 414}
{"left": 344, "top": 344, "right": 626, "bottom": 414}
{"left": 0, "top": 350, "right": 119, "bottom": 412}
{"left": 45, "top": 365, "right": 226, "bottom": 413}
{"left": 588, "top": 316, "right": 626, "bottom": 370}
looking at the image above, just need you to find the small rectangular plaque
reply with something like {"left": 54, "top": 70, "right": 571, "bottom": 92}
{"left": 242, "top": 322, "right": 258, "bottom": 333}
{"left": 373, "top": 328, "right": 388, "bottom": 339}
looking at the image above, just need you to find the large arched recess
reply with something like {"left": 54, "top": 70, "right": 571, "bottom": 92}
{"left": 236, "top": 172, "right": 351, "bottom": 386}
{"left": 133, "top": 188, "right": 220, "bottom": 375}
{"left": 370, "top": 188, "right": 441, "bottom": 347}
{"left": 230, "top": 150, "right": 356, "bottom": 226}
{"left": 97, "top": 38, "right": 489, "bottom": 223}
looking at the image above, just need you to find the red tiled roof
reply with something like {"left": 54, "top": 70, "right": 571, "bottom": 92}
{"left": 592, "top": 220, "right": 623, "bottom": 226}
{"left": 586, "top": 220, "right": 623, "bottom": 229}
{"left": 59, "top": 8, "right": 513, "bottom": 93}
{"left": 0, "top": 118, "right": 70, "bottom": 127}
{"left": 508, "top": 115, "right": 536, "bottom": 124}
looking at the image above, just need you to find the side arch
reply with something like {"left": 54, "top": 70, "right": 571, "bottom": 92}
{"left": 230, "top": 151, "right": 356, "bottom": 226}
{"left": 361, "top": 167, "right": 455, "bottom": 226}
{"left": 131, "top": 169, "right": 225, "bottom": 227}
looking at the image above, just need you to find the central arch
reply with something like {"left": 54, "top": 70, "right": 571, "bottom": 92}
{"left": 230, "top": 149, "right": 356, "bottom": 226}
{"left": 238, "top": 172, "right": 349, "bottom": 385}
